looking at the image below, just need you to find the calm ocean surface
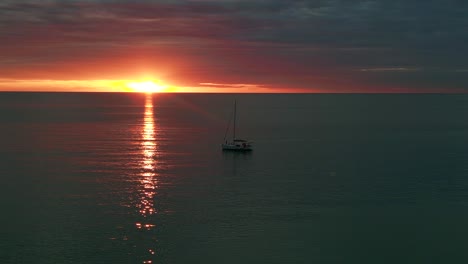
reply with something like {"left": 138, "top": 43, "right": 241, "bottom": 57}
{"left": 0, "top": 93, "right": 467, "bottom": 263}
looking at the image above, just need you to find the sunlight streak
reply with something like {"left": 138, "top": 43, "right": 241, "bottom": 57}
{"left": 138, "top": 95, "right": 158, "bottom": 217}
{"left": 135, "top": 94, "right": 159, "bottom": 263}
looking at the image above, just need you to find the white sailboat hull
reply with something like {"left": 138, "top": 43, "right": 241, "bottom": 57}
{"left": 222, "top": 141, "right": 253, "bottom": 151}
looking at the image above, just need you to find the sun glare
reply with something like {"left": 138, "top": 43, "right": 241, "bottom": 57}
{"left": 126, "top": 80, "right": 166, "bottom": 93}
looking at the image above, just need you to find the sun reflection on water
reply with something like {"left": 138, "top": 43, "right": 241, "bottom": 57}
{"left": 137, "top": 94, "right": 158, "bottom": 263}
{"left": 138, "top": 95, "right": 157, "bottom": 217}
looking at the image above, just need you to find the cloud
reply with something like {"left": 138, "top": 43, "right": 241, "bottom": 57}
{"left": 359, "top": 67, "right": 423, "bottom": 72}
{"left": 0, "top": 0, "right": 467, "bottom": 92}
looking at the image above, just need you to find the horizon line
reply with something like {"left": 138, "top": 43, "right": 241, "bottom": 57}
{"left": 0, "top": 91, "right": 466, "bottom": 94}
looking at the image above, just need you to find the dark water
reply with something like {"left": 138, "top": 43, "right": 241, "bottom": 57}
{"left": 0, "top": 92, "right": 467, "bottom": 263}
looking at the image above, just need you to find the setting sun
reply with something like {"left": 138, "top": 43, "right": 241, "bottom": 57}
{"left": 126, "top": 80, "right": 167, "bottom": 93}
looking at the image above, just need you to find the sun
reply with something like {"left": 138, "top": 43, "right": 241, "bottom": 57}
{"left": 126, "top": 80, "right": 167, "bottom": 93}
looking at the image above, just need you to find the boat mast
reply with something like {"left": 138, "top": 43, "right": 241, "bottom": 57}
{"left": 233, "top": 99, "right": 236, "bottom": 140}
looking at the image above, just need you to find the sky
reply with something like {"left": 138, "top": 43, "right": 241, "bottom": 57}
{"left": 0, "top": 0, "right": 467, "bottom": 93}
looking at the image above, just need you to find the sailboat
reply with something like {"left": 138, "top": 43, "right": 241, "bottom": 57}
{"left": 222, "top": 100, "right": 253, "bottom": 151}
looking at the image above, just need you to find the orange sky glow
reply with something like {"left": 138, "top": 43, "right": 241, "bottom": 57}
{"left": 1, "top": 1, "right": 467, "bottom": 93}
{"left": 0, "top": 78, "right": 303, "bottom": 93}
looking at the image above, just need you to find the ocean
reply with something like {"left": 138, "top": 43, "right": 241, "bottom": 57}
{"left": 0, "top": 92, "right": 467, "bottom": 263}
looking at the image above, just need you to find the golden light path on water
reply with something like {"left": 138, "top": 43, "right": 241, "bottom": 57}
{"left": 137, "top": 94, "right": 158, "bottom": 263}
